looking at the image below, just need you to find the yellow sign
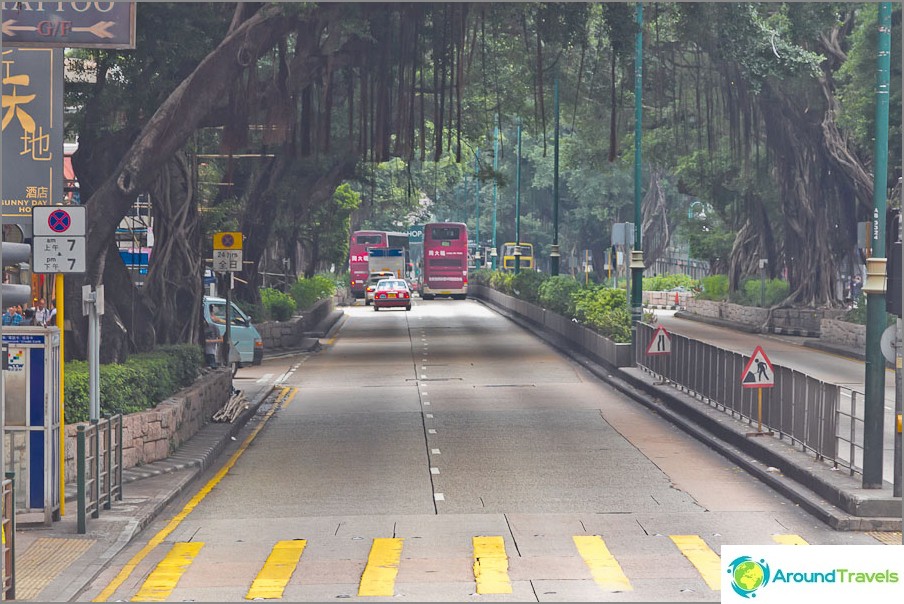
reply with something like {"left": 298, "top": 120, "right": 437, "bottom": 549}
{"left": 213, "top": 231, "right": 242, "bottom": 250}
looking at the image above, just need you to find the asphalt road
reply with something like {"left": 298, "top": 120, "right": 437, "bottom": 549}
{"left": 80, "top": 299, "right": 883, "bottom": 602}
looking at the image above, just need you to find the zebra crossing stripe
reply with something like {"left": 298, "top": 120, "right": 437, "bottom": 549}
{"left": 572, "top": 535, "right": 632, "bottom": 591}
{"left": 358, "top": 538, "right": 404, "bottom": 597}
{"left": 472, "top": 536, "right": 512, "bottom": 594}
{"left": 772, "top": 534, "right": 809, "bottom": 545}
{"left": 669, "top": 535, "right": 721, "bottom": 590}
{"left": 245, "top": 540, "right": 308, "bottom": 600}
{"left": 131, "top": 542, "right": 204, "bottom": 602}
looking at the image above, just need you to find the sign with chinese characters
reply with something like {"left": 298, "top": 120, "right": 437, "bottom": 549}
{"left": 212, "top": 249, "right": 243, "bottom": 272}
{"left": 33, "top": 235, "right": 86, "bottom": 273}
{"left": 1, "top": 2, "right": 136, "bottom": 49}
{"left": 2, "top": 47, "right": 64, "bottom": 225}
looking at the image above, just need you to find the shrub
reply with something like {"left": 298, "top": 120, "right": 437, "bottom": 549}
{"left": 510, "top": 270, "right": 547, "bottom": 303}
{"left": 538, "top": 275, "right": 582, "bottom": 316}
{"left": 643, "top": 273, "right": 699, "bottom": 292}
{"left": 291, "top": 274, "right": 337, "bottom": 309}
{"left": 65, "top": 344, "right": 204, "bottom": 423}
{"left": 572, "top": 286, "right": 632, "bottom": 343}
{"left": 738, "top": 277, "right": 790, "bottom": 307}
{"left": 489, "top": 271, "right": 514, "bottom": 295}
{"left": 470, "top": 268, "right": 494, "bottom": 286}
{"left": 697, "top": 274, "right": 729, "bottom": 301}
{"left": 260, "top": 287, "right": 297, "bottom": 321}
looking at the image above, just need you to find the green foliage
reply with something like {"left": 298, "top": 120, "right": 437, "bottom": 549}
{"left": 737, "top": 278, "right": 790, "bottom": 307}
{"left": 538, "top": 275, "right": 582, "bottom": 316}
{"left": 470, "top": 268, "right": 494, "bottom": 286}
{"left": 572, "top": 286, "right": 632, "bottom": 343}
{"left": 510, "top": 271, "right": 548, "bottom": 304}
{"left": 65, "top": 345, "right": 204, "bottom": 423}
{"left": 642, "top": 274, "right": 699, "bottom": 292}
{"left": 260, "top": 288, "right": 297, "bottom": 321}
{"left": 489, "top": 271, "right": 515, "bottom": 295}
{"left": 291, "top": 274, "right": 337, "bottom": 309}
{"left": 697, "top": 275, "right": 730, "bottom": 301}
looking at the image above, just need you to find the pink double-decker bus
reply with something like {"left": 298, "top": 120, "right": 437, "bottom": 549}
{"left": 421, "top": 222, "right": 468, "bottom": 300}
{"left": 349, "top": 230, "right": 410, "bottom": 298}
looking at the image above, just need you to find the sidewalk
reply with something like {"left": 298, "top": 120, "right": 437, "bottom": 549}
{"left": 10, "top": 309, "right": 345, "bottom": 602}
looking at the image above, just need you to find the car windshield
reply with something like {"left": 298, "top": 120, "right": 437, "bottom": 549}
{"left": 378, "top": 280, "right": 406, "bottom": 290}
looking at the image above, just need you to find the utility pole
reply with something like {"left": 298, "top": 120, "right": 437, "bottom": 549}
{"left": 551, "top": 77, "right": 561, "bottom": 276}
{"left": 475, "top": 148, "right": 480, "bottom": 267}
{"left": 515, "top": 120, "right": 522, "bottom": 275}
{"left": 862, "top": 2, "right": 892, "bottom": 490}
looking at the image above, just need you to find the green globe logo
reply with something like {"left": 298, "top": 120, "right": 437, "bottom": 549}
{"left": 727, "top": 556, "right": 771, "bottom": 598}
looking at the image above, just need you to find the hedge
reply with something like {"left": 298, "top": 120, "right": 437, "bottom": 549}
{"left": 65, "top": 344, "right": 204, "bottom": 423}
{"left": 291, "top": 274, "right": 337, "bottom": 309}
{"left": 260, "top": 287, "right": 297, "bottom": 321}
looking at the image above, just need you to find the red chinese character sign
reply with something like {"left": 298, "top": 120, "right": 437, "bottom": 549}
{"left": 741, "top": 345, "right": 775, "bottom": 388}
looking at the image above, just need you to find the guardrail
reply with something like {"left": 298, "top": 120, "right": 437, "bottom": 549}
{"left": 635, "top": 322, "right": 863, "bottom": 475}
{"left": 2, "top": 474, "right": 15, "bottom": 601}
{"left": 76, "top": 415, "right": 124, "bottom": 534}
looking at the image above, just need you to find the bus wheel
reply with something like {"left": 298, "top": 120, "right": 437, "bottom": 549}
{"left": 423, "top": 294, "right": 435, "bottom": 301}
{"left": 452, "top": 294, "right": 467, "bottom": 300}
{"left": 406, "top": 305, "right": 411, "bottom": 311}
{"left": 373, "top": 305, "right": 379, "bottom": 311}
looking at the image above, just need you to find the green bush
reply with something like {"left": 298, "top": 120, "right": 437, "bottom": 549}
{"left": 291, "top": 274, "right": 337, "bottom": 309}
{"left": 470, "top": 268, "right": 494, "bottom": 286}
{"left": 65, "top": 344, "right": 204, "bottom": 423}
{"left": 260, "top": 287, "right": 297, "bottom": 321}
{"left": 738, "top": 278, "right": 790, "bottom": 307}
{"left": 510, "top": 270, "right": 547, "bottom": 303}
{"left": 538, "top": 275, "right": 582, "bottom": 316}
{"left": 572, "top": 286, "right": 632, "bottom": 343}
{"left": 697, "top": 274, "right": 729, "bottom": 301}
{"left": 643, "top": 273, "right": 700, "bottom": 292}
{"left": 489, "top": 271, "right": 514, "bottom": 295}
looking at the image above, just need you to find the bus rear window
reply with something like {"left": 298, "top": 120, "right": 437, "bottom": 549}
{"left": 430, "top": 227, "right": 460, "bottom": 240}
{"left": 356, "top": 235, "right": 383, "bottom": 245}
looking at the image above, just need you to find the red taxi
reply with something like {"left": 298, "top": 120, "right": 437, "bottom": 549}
{"left": 372, "top": 279, "right": 412, "bottom": 311}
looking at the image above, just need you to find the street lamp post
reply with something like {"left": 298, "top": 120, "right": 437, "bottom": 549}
{"left": 475, "top": 148, "right": 480, "bottom": 268}
{"left": 492, "top": 117, "right": 499, "bottom": 270}
{"left": 551, "top": 77, "right": 560, "bottom": 276}
{"left": 630, "top": 3, "right": 644, "bottom": 329}
{"left": 515, "top": 120, "right": 522, "bottom": 275}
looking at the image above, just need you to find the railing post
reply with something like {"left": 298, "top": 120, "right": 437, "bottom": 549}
{"left": 4, "top": 472, "right": 16, "bottom": 601}
{"left": 92, "top": 420, "right": 100, "bottom": 519}
{"left": 77, "top": 425, "right": 86, "bottom": 534}
{"left": 104, "top": 419, "right": 112, "bottom": 510}
{"left": 116, "top": 416, "right": 123, "bottom": 501}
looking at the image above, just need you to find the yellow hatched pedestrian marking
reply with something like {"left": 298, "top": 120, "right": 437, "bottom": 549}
{"left": 773, "top": 534, "right": 808, "bottom": 545}
{"left": 131, "top": 542, "right": 203, "bottom": 602}
{"left": 358, "top": 537, "right": 403, "bottom": 597}
{"left": 472, "top": 536, "right": 512, "bottom": 594}
{"left": 245, "top": 540, "right": 307, "bottom": 600}
{"left": 573, "top": 535, "right": 632, "bottom": 591}
{"left": 669, "top": 535, "right": 721, "bottom": 590}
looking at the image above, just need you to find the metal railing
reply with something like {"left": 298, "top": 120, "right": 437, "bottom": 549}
{"left": 77, "top": 415, "right": 124, "bottom": 534}
{"left": 2, "top": 474, "right": 15, "bottom": 601}
{"left": 636, "top": 323, "right": 863, "bottom": 475}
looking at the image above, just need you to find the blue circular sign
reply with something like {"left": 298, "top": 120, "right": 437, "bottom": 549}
{"left": 48, "top": 209, "right": 72, "bottom": 233}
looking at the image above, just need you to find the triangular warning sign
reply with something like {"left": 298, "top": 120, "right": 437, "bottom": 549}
{"left": 645, "top": 325, "right": 671, "bottom": 355}
{"left": 741, "top": 345, "right": 774, "bottom": 388}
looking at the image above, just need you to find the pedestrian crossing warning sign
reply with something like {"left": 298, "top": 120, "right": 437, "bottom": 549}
{"left": 645, "top": 325, "right": 671, "bottom": 355}
{"left": 741, "top": 345, "right": 774, "bottom": 388}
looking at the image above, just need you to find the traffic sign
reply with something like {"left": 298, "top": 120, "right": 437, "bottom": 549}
{"left": 212, "top": 249, "right": 243, "bottom": 272}
{"left": 33, "top": 205, "right": 86, "bottom": 236}
{"left": 33, "top": 236, "right": 86, "bottom": 273}
{"left": 645, "top": 325, "right": 672, "bottom": 355}
{"left": 741, "top": 345, "right": 775, "bottom": 388}
{"left": 213, "top": 231, "right": 243, "bottom": 250}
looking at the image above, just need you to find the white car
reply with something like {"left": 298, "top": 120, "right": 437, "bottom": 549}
{"left": 365, "top": 271, "right": 396, "bottom": 305}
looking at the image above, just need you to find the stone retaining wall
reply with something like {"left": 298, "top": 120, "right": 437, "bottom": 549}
{"left": 683, "top": 299, "right": 846, "bottom": 337}
{"left": 255, "top": 296, "right": 336, "bottom": 349}
{"left": 820, "top": 318, "right": 866, "bottom": 350}
{"left": 63, "top": 369, "right": 233, "bottom": 482}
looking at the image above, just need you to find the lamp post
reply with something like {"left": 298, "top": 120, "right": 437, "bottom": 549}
{"left": 475, "top": 148, "right": 480, "bottom": 267}
{"left": 551, "top": 77, "right": 561, "bottom": 276}
{"left": 492, "top": 117, "right": 499, "bottom": 270}
{"left": 630, "top": 3, "right": 644, "bottom": 329}
{"left": 515, "top": 120, "right": 522, "bottom": 275}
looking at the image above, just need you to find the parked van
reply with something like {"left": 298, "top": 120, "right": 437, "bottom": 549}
{"left": 202, "top": 296, "right": 263, "bottom": 372}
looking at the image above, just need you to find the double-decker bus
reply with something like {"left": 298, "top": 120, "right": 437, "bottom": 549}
{"left": 501, "top": 242, "right": 534, "bottom": 271}
{"left": 421, "top": 222, "right": 469, "bottom": 300}
{"left": 349, "top": 230, "right": 411, "bottom": 297}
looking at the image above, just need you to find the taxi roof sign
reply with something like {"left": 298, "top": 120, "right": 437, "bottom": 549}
{"left": 741, "top": 345, "right": 775, "bottom": 388}
{"left": 213, "top": 232, "right": 242, "bottom": 250}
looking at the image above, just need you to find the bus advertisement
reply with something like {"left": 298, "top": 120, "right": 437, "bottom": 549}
{"left": 349, "top": 230, "right": 411, "bottom": 297}
{"left": 421, "top": 222, "right": 469, "bottom": 300}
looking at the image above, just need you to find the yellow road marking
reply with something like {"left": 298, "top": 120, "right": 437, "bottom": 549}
{"left": 472, "top": 535, "right": 512, "bottom": 594}
{"left": 670, "top": 535, "right": 721, "bottom": 590}
{"left": 245, "top": 539, "right": 307, "bottom": 600}
{"left": 93, "top": 387, "right": 298, "bottom": 602}
{"left": 131, "top": 542, "right": 203, "bottom": 602}
{"left": 773, "top": 534, "right": 808, "bottom": 545}
{"left": 573, "top": 535, "right": 632, "bottom": 591}
{"left": 358, "top": 537, "right": 404, "bottom": 597}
